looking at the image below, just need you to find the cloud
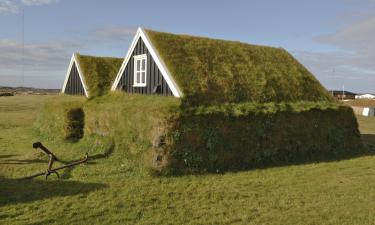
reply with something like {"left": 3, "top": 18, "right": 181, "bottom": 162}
{"left": 0, "top": 38, "right": 84, "bottom": 88}
{"left": 294, "top": 50, "right": 375, "bottom": 77}
{"left": 0, "top": 39, "right": 82, "bottom": 70}
{"left": 295, "top": 13, "right": 375, "bottom": 92}
{"left": 0, "top": 0, "right": 18, "bottom": 14}
{"left": 0, "top": 0, "right": 58, "bottom": 14}
{"left": 93, "top": 26, "right": 137, "bottom": 41}
{"left": 317, "top": 16, "right": 375, "bottom": 52}
{"left": 0, "top": 25, "right": 135, "bottom": 88}
{"left": 21, "top": 0, "right": 57, "bottom": 6}
{"left": 315, "top": 14, "right": 375, "bottom": 69}
{"left": 294, "top": 49, "right": 375, "bottom": 92}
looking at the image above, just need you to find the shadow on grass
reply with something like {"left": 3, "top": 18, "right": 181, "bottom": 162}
{"left": 0, "top": 159, "right": 48, "bottom": 165}
{"left": 0, "top": 154, "right": 17, "bottom": 159}
{"left": 0, "top": 176, "right": 107, "bottom": 207}
{"left": 361, "top": 134, "right": 375, "bottom": 151}
{"left": 59, "top": 142, "right": 115, "bottom": 179}
{"left": 1, "top": 142, "right": 116, "bottom": 180}
{"left": 0, "top": 153, "right": 48, "bottom": 165}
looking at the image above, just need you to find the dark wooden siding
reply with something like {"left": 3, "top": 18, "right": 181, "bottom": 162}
{"left": 116, "top": 38, "right": 173, "bottom": 96}
{"left": 64, "top": 62, "right": 85, "bottom": 96}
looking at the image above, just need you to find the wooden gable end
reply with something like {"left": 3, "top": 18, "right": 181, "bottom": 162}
{"left": 115, "top": 38, "right": 173, "bottom": 96}
{"left": 64, "top": 62, "right": 85, "bottom": 96}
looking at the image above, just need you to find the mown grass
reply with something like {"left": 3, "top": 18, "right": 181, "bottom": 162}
{"left": 1, "top": 95, "right": 375, "bottom": 224}
{"left": 345, "top": 99, "right": 375, "bottom": 107}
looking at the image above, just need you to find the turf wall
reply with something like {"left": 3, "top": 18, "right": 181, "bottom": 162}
{"left": 35, "top": 94, "right": 363, "bottom": 175}
{"left": 165, "top": 104, "right": 363, "bottom": 174}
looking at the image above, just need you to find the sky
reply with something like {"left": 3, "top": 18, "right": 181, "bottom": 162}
{"left": 0, "top": 0, "right": 374, "bottom": 92}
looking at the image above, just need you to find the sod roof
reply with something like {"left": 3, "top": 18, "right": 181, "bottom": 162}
{"left": 145, "top": 29, "right": 334, "bottom": 105}
{"left": 76, "top": 53, "right": 123, "bottom": 97}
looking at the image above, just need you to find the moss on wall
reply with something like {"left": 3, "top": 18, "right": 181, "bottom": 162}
{"left": 34, "top": 96, "right": 85, "bottom": 141}
{"left": 166, "top": 104, "right": 363, "bottom": 174}
{"left": 35, "top": 94, "right": 363, "bottom": 175}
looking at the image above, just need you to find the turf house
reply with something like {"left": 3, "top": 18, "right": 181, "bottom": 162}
{"left": 112, "top": 28, "right": 333, "bottom": 104}
{"left": 62, "top": 53, "right": 123, "bottom": 97}
{"left": 51, "top": 27, "right": 363, "bottom": 175}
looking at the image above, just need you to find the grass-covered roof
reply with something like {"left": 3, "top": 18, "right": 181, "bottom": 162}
{"left": 145, "top": 29, "right": 334, "bottom": 105}
{"left": 76, "top": 53, "right": 123, "bottom": 97}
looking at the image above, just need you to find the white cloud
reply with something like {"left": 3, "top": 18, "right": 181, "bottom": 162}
{"left": 295, "top": 14, "right": 375, "bottom": 92}
{"left": 317, "top": 16, "right": 375, "bottom": 54}
{"left": 21, "top": 0, "right": 57, "bottom": 6}
{"left": 0, "top": 39, "right": 81, "bottom": 70}
{"left": 294, "top": 49, "right": 375, "bottom": 92}
{"left": 315, "top": 14, "right": 375, "bottom": 71}
{"left": 0, "top": 0, "right": 58, "bottom": 14}
{"left": 0, "top": 25, "right": 135, "bottom": 88}
{"left": 0, "top": 0, "right": 19, "bottom": 14}
{"left": 0, "top": 38, "right": 83, "bottom": 88}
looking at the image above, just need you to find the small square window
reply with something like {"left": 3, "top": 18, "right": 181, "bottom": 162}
{"left": 133, "top": 54, "right": 147, "bottom": 87}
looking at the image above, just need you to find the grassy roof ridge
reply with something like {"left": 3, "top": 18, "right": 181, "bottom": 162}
{"left": 76, "top": 53, "right": 123, "bottom": 97}
{"left": 144, "top": 29, "right": 334, "bottom": 105}
{"left": 77, "top": 53, "right": 123, "bottom": 61}
{"left": 144, "top": 28, "right": 285, "bottom": 51}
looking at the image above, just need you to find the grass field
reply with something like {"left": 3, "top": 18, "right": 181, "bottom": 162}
{"left": 1, "top": 95, "right": 375, "bottom": 224}
{"left": 345, "top": 99, "right": 375, "bottom": 107}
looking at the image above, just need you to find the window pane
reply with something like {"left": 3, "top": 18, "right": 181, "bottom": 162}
{"left": 141, "top": 72, "right": 146, "bottom": 83}
{"left": 142, "top": 59, "right": 146, "bottom": 70}
{"left": 136, "top": 60, "right": 140, "bottom": 71}
{"left": 136, "top": 72, "right": 140, "bottom": 83}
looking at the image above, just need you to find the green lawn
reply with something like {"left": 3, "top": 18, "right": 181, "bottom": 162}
{"left": 1, "top": 95, "right": 375, "bottom": 225}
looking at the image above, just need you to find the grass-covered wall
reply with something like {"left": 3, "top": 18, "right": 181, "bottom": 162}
{"left": 34, "top": 93, "right": 180, "bottom": 176}
{"left": 35, "top": 93, "right": 363, "bottom": 175}
{"left": 35, "top": 95, "right": 85, "bottom": 141}
{"left": 168, "top": 103, "right": 363, "bottom": 174}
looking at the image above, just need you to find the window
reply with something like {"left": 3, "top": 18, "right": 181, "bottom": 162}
{"left": 133, "top": 54, "right": 147, "bottom": 87}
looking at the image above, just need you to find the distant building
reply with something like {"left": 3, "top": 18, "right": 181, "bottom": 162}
{"left": 329, "top": 90, "right": 356, "bottom": 100}
{"left": 355, "top": 93, "right": 375, "bottom": 99}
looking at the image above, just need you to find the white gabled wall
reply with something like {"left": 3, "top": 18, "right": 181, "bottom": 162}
{"left": 111, "top": 27, "right": 183, "bottom": 98}
{"left": 61, "top": 53, "right": 89, "bottom": 97}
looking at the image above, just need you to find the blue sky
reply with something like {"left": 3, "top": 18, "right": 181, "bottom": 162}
{"left": 0, "top": 0, "right": 375, "bottom": 92}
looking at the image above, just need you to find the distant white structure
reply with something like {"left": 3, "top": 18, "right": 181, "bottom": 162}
{"left": 355, "top": 93, "right": 375, "bottom": 99}
{"left": 362, "top": 108, "right": 375, "bottom": 116}
{"left": 351, "top": 106, "right": 375, "bottom": 117}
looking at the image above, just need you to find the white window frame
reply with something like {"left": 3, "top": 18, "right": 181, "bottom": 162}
{"left": 133, "top": 54, "right": 147, "bottom": 87}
